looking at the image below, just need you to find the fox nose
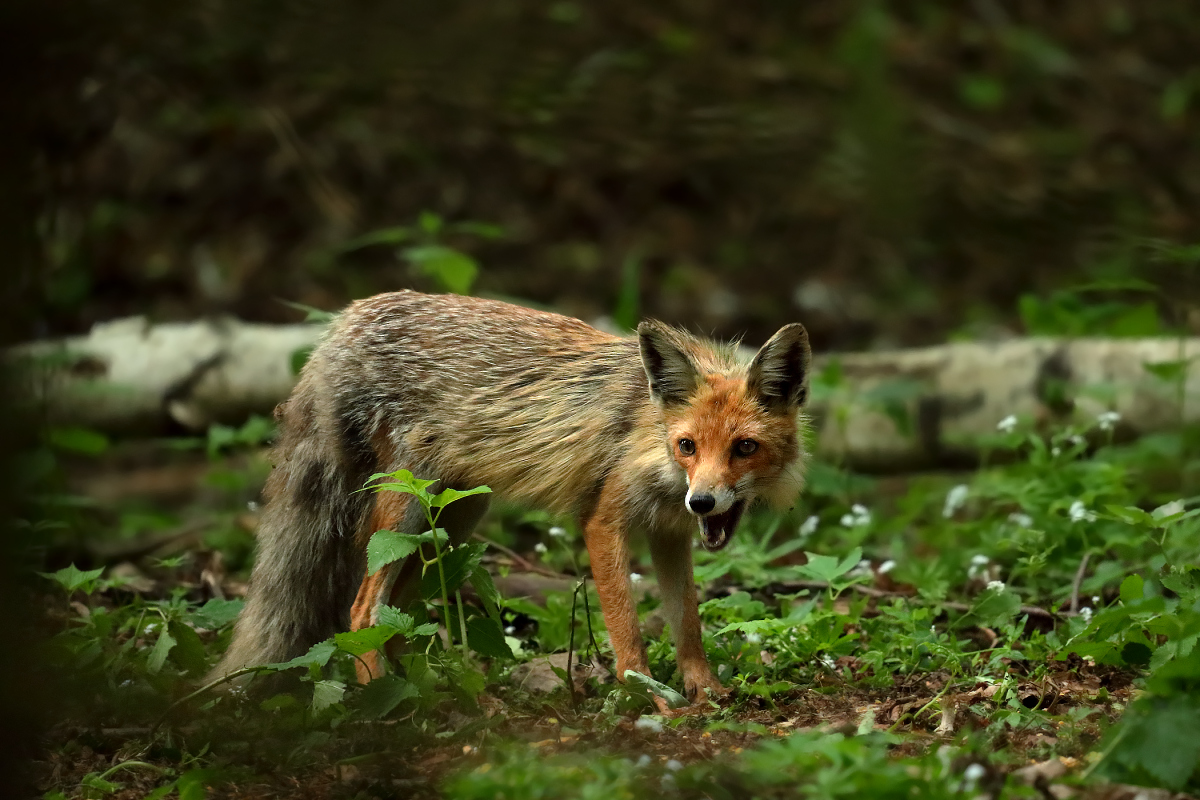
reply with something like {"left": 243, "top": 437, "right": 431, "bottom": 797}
{"left": 688, "top": 493, "right": 716, "bottom": 514}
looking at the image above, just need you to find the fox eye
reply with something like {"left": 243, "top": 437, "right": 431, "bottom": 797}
{"left": 734, "top": 439, "right": 759, "bottom": 457}
{"left": 678, "top": 438, "right": 696, "bottom": 456}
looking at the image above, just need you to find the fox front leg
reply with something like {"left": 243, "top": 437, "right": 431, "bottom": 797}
{"left": 648, "top": 529, "right": 723, "bottom": 704}
{"left": 582, "top": 483, "right": 652, "bottom": 683}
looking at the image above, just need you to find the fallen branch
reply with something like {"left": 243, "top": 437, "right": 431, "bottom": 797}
{"left": 11, "top": 316, "right": 1199, "bottom": 471}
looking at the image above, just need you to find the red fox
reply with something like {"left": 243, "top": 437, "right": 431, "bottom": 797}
{"left": 211, "top": 290, "right": 810, "bottom": 704}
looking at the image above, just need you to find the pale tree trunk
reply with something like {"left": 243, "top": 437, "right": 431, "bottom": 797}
{"left": 11, "top": 316, "right": 1198, "bottom": 471}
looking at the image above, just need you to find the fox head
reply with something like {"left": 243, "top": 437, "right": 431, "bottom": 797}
{"left": 638, "top": 321, "right": 811, "bottom": 551}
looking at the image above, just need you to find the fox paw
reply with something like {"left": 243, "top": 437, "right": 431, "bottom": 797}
{"left": 683, "top": 671, "right": 727, "bottom": 705}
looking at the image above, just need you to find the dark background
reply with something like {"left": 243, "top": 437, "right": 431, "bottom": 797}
{"left": 18, "top": 0, "right": 1200, "bottom": 353}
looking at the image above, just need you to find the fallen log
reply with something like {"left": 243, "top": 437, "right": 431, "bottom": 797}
{"left": 11, "top": 315, "right": 1199, "bottom": 471}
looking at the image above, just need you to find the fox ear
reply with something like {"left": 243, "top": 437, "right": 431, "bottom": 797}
{"left": 746, "top": 323, "right": 811, "bottom": 412}
{"left": 638, "top": 320, "right": 701, "bottom": 406}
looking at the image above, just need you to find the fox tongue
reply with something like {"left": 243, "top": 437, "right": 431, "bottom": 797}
{"left": 700, "top": 516, "right": 728, "bottom": 550}
{"left": 698, "top": 502, "right": 743, "bottom": 551}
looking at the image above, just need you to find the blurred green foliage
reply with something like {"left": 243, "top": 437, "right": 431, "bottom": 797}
{"left": 29, "top": 1, "right": 1198, "bottom": 347}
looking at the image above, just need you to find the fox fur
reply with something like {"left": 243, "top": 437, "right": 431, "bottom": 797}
{"left": 211, "top": 290, "right": 811, "bottom": 703}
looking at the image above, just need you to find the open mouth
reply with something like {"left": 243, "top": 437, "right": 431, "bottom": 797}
{"left": 697, "top": 500, "right": 746, "bottom": 551}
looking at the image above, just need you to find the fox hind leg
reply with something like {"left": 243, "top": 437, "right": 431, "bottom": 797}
{"left": 350, "top": 484, "right": 491, "bottom": 684}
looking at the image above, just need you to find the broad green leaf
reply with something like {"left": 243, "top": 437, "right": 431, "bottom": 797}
{"left": 623, "top": 670, "right": 688, "bottom": 710}
{"left": 188, "top": 598, "right": 244, "bottom": 630}
{"left": 311, "top": 680, "right": 346, "bottom": 713}
{"left": 412, "top": 622, "right": 440, "bottom": 637}
{"left": 1143, "top": 358, "right": 1192, "bottom": 383}
{"left": 1120, "top": 642, "right": 1152, "bottom": 667}
{"left": 1106, "top": 696, "right": 1200, "bottom": 789}
{"left": 290, "top": 345, "right": 314, "bottom": 375}
{"left": 1105, "top": 505, "right": 1154, "bottom": 527}
{"left": 465, "top": 616, "right": 513, "bottom": 659}
{"left": 421, "top": 543, "right": 486, "bottom": 600}
{"left": 967, "top": 587, "right": 1023, "bottom": 628}
{"left": 41, "top": 564, "right": 105, "bottom": 594}
{"left": 429, "top": 485, "right": 493, "bottom": 509}
{"left": 715, "top": 618, "right": 784, "bottom": 637}
{"left": 356, "top": 674, "right": 420, "bottom": 719}
{"left": 147, "top": 626, "right": 176, "bottom": 674}
{"left": 80, "top": 774, "right": 121, "bottom": 794}
{"left": 363, "top": 469, "right": 438, "bottom": 499}
{"left": 168, "top": 620, "right": 209, "bottom": 677}
{"left": 469, "top": 566, "right": 503, "bottom": 620}
{"left": 265, "top": 639, "right": 337, "bottom": 672}
{"left": 1120, "top": 574, "right": 1145, "bottom": 604}
{"left": 403, "top": 245, "right": 478, "bottom": 295}
{"left": 376, "top": 606, "right": 415, "bottom": 634}
{"left": 177, "top": 769, "right": 223, "bottom": 800}
{"left": 143, "top": 782, "right": 177, "bottom": 800}
{"left": 1107, "top": 302, "right": 1160, "bottom": 337}
{"left": 366, "top": 529, "right": 422, "bottom": 575}
{"left": 795, "top": 547, "right": 863, "bottom": 585}
{"left": 334, "top": 625, "right": 399, "bottom": 657}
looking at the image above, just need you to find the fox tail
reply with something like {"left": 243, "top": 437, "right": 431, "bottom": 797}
{"left": 207, "top": 398, "right": 372, "bottom": 681}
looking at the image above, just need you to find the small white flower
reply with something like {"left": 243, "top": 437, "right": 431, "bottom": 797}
{"left": 943, "top": 484, "right": 969, "bottom": 518}
{"left": 662, "top": 773, "right": 677, "bottom": 791}
{"left": 971, "top": 554, "right": 990, "bottom": 566}
{"left": 841, "top": 504, "right": 871, "bottom": 528}
{"left": 548, "top": 526, "right": 567, "bottom": 537}
{"left": 1052, "top": 446, "right": 1062, "bottom": 457}
{"left": 635, "top": 717, "right": 664, "bottom": 733}
{"left": 848, "top": 558, "right": 872, "bottom": 578}
{"left": 997, "top": 415, "right": 1018, "bottom": 433}
{"left": 629, "top": 572, "right": 643, "bottom": 583}
{"left": 877, "top": 559, "right": 896, "bottom": 575}
{"left": 1008, "top": 512, "right": 1033, "bottom": 528}
{"left": 1097, "top": 411, "right": 1121, "bottom": 431}
{"left": 636, "top": 754, "right": 652, "bottom": 768}
{"left": 247, "top": 500, "right": 260, "bottom": 512}
{"left": 745, "top": 632, "right": 762, "bottom": 645}
{"left": 665, "top": 759, "right": 684, "bottom": 772}
{"left": 534, "top": 542, "right": 548, "bottom": 554}
{"left": 1092, "top": 595, "right": 1101, "bottom": 605}
{"left": 820, "top": 655, "right": 836, "bottom": 669}
{"left": 1069, "top": 500, "right": 1096, "bottom": 523}
{"left": 930, "top": 625, "right": 937, "bottom": 635}
{"left": 1079, "top": 607, "right": 1093, "bottom": 623}
{"left": 798, "top": 515, "right": 819, "bottom": 538}
{"left": 986, "top": 580, "right": 1006, "bottom": 592}
{"left": 968, "top": 554, "right": 990, "bottom": 579}
{"left": 1068, "top": 434, "right": 1086, "bottom": 447}
{"left": 504, "top": 625, "right": 515, "bottom": 635}
{"left": 962, "top": 763, "right": 986, "bottom": 789}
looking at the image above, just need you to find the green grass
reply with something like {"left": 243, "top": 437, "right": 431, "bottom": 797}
{"left": 27, "top": 378, "right": 1200, "bottom": 799}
